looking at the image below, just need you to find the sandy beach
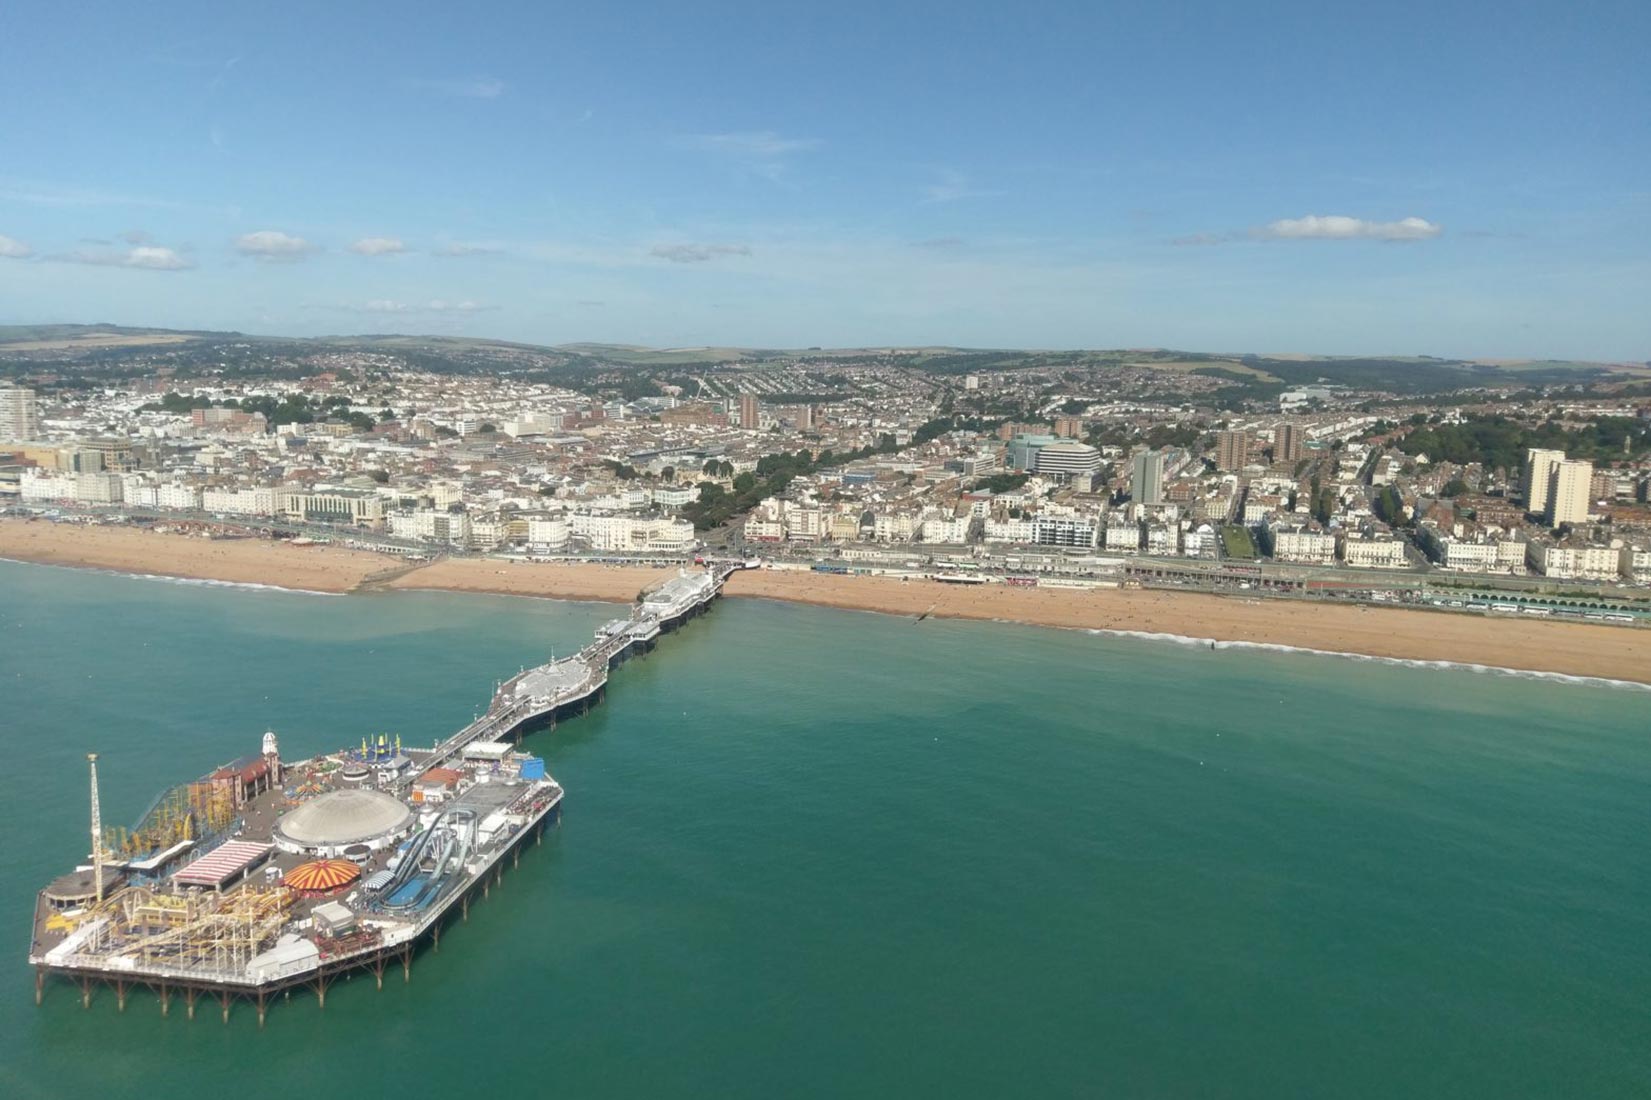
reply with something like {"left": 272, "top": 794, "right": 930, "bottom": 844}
{"left": 723, "top": 570, "right": 1651, "bottom": 684}
{"left": 384, "top": 556, "right": 686, "bottom": 602}
{"left": 0, "top": 518, "right": 401, "bottom": 593}
{"left": 4, "top": 518, "right": 1648, "bottom": 684}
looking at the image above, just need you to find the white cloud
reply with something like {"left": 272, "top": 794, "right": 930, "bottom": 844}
{"left": 650, "top": 243, "right": 752, "bottom": 264}
{"left": 411, "top": 76, "right": 504, "bottom": 99}
{"left": 1258, "top": 215, "right": 1442, "bottom": 241}
{"left": 678, "top": 131, "right": 821, "bottom": 157}
{"left": 236, "top": 230, "right": 317, "bottom": 260}
{"left": 0, "top": 234, "right": 32, "bottom": 259}
{"left": 52, "top": 245, "right": 193, "bottom": 270}
{"left": 349, "top": 236, "right": 407, "bottom": 256}
{"left": 125, "top": 246, "right": 192, "bottom": 270}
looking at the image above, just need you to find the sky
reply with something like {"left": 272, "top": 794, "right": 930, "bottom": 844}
{"left": 0, "top": 0, "right": 1647, "bottom": 360}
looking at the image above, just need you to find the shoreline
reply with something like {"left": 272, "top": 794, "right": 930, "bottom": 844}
{"left": 4, "top": 518, "right": 1650, "bottom": 686}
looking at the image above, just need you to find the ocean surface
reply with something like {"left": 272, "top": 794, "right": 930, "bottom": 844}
{"left": 1, "top": 558, "right": 1648, "bottom": 1098}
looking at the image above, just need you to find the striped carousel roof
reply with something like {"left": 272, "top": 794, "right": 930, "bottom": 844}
{"left": 282, "top": 859, "right": 361, "bottom": 893}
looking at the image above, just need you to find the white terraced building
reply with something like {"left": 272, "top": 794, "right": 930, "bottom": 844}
{"left": 1526, "top": 541, "right": 1621, "bottom": 581}
{"left": 1340, "top": 533, "right": 1409, "bottom": 568}
{"left": 1270, "top": 526, "right": 1337, "bottom": 565}
{"left": 526, "top": 517, "right": 571, "bottom": 551}
{"left": 571, "top": 513, "right": 696, "bottom": 553}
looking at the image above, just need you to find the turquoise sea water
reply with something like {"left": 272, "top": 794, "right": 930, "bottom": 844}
{"left": 1, "top": 558, "right": 1648, "bottom": 1098}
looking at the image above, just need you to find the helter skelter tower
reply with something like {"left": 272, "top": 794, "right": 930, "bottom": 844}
{"left": 87, "top": 752, "right": 106, "bottom": 905}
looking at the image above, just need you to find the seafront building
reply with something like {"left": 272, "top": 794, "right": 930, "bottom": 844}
{"left": 0, "top": 383, "right": 41, "bottom": 442}
{"left": 1524, "top": 448, "right": 1566, "bottom": 518}
{"left": 1132, "top": 450, "right": 1165, "bottom": 505}
{"left": 4, "top": 350, "right": 1648, "bottom": 588}
{"left": 1545, "top": 459, "right": 1593, "bottom": 527}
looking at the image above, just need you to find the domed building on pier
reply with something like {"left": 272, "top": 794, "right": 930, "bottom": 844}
{"left": 272, "top": 788, "right": 414, "bottom": 857}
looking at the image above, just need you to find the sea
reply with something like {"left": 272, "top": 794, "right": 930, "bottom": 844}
{"left": 1, "top": 557, "right": 1648, "bottom": 1098}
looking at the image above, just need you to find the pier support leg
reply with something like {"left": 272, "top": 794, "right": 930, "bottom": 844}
{"left": 513, "top": 847, "right": 519, "bottom": 869}
{"left": 402, "top": 948, "right": 411, "bottom": 983}
{"left": 257, "top": 992, "right": 267, "bottom": 1029}
{"left": 316, "top": 977, "right": 328, "bottom": 1009}
{"left": 221, "top": 990, "right": 232, "bottom": 1024}
{"left": 186, "top": 987, "right": 196, "bottom": 1020}
{"left": 374, "top": 957, "right": 384, "bottom": 990}
{"left": 433, "top": 922, "right": 440, "bottom": 953}
{"left": 484, "top": 879, "right": 490, "bottom": 900}
{"left": 159, "top": 984, "right": 170, "bottom": 1017}
{"left": 462, "top": 894, "right": 469, "bottom": 922}
{"left": 34, "top": 969, "right": 43, "bottom": 1006}
{"left": 116, "top": 979, "right": 127, "bottom": 1013}
{"left": 81, "top": 977, "right": 92, "bottom": 1009}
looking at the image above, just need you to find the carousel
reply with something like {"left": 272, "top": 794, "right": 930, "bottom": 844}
{"left": 281, "top": 859, "right": 362, "bottom": 897}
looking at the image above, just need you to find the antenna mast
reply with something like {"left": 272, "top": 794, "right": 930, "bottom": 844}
{"left": 87, "top": 752, "right": 105, "bottom": 905}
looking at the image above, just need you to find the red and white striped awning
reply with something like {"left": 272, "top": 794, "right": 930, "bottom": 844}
{"left": 172, "top": 841, "right": 273, "bottom": 887}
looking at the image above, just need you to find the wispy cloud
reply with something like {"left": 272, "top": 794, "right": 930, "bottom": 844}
{"left": 0, "top": 234, "right": 33, "bottom": 259}
{"left": 349, "top": 236, "right": 408, "bottom": 256}
{"left": 650, "top": 243, "right": 752, "bottom": 264}
{"left": 236, "top": 230, "right": 318, "bottom": 261}
{"left": 911, "top": 236, "right": 966, "bottom": 250}
{"left": 409, "top": 76, "right": 505, "bottom": 99}
{"left": 434, "top": 242, "right": 502, "bottom": 257}
{"left": 119, "top": 229, "right": 154, "bottom": 245}
{"left": 1259, "top": 215, "right": 1442, "bottom": 241}
{"left": 0, "top": 180, "right": 184, "bottom": 210}
{"left": 678, "top": 131, "right": 821, "bottom": 157}
{"left": 922, "top": 169, "right": 997, "bottom": 204}
{"left": 353, "top": 298, "right": 493, "bottom": 314}
{"left": 50, "top": 245, "right": 193, "bottom": 270}
{"left": 206, "top": 56, "right": 240, "bottom": 94}
{"left": 1173, "top": 215, "right": 1444, "bottom": 246}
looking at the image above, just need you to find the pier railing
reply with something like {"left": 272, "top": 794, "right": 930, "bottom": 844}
{"left": 421, "top": 565, "right": 738, "bottom": 770}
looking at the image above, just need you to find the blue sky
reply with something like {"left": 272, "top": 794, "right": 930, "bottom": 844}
{"left": 1, "top": 0, "right": 1647, "bottom": 359}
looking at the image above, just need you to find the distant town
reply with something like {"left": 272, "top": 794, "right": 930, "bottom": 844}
{"left": 3, "top": 327, "right": 1649, "bottom": 623}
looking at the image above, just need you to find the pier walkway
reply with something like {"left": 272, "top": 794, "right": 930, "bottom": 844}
{"left": 423, "top": 562, "right": 741, "bottom": 770}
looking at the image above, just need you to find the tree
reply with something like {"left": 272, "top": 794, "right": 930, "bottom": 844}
{"left": 1375, "top": 485, "right": 1408, "bottom": 526}
{"left": 1441, "top": 478, "right": 1469, "bottom": 497}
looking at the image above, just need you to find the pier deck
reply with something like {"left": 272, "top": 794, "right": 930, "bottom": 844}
{"left": 29, "top": 562, "right": 745, "bottom": 1024}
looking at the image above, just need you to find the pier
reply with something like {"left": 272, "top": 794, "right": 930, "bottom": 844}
{"left": 28, "top": 561, "right": 746, "bottom": 1025}
{"left": 424, "top": 562, "right": 736, "bottom": 768}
